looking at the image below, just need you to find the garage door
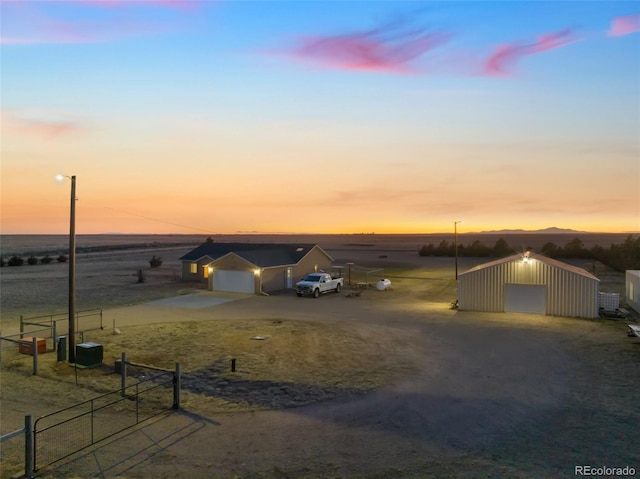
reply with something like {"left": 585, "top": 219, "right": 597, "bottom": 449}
{"left": 212, "top": 270, "right": 255, "bottom": 294}
{"left": 504, "top": 284, "right": 546, "bottom": 314}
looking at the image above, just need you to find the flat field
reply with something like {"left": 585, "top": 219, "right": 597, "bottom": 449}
{"left": 0, "top": 235, "right": 638, "bottom": 479}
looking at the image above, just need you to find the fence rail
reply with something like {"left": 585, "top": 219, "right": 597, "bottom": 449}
{"left": 0, "top": 415, "right": 34, "bottom": 479}
{"left": 32, "top": 359, "right": 180, "bottom": 473}
{"left": 19, "top": 308, "right": 104, "bottom": 347}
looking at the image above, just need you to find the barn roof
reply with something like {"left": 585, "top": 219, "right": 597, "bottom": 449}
{"left": 460, "top": 253, "right": 599, "bottom": 281}
{"left": 179, "top": 243, "right": 332, "bottom": 268}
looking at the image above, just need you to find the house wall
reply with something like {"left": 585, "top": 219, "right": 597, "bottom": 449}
{"left": 261, "top": 267, "right": 288, "bottom": 292}
{"left": 260, "top": 248, "right": 332, "bottom": 293}
{"left": 292, "top": 246, "right": 333, "bottom": 283}
{"left": 458, "top": 257, "right": 599, "bottom": 318}
{"left": 626, "top": 270, "right": 640, "bottom": 313}
{"left": 181, "top": 258, "right": 211, "bottom": 283}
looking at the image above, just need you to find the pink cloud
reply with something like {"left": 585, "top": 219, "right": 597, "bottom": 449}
{"left": 0, "top": 18, "right": 164, "bottom": 44}
{"left": 1, "top": 110, "right": 85, "bottom": 138}
{"left": 608, "top": 14, "right": 640, "bottom": 37}
{"left": 72, "top": 0, "right": 198, "bottom": 9}
{"left": 286, "top": 23, "right": 452, "bottom": 74}
{"left": 484, "top": 29, "right": 579, "bottom": 76}
{"left": 0, "top": 0, "right": 197, "bottom": 45}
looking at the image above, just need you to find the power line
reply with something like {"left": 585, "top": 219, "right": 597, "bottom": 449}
{"left": 81, "top": 202, "right": 217, "bottom": 234}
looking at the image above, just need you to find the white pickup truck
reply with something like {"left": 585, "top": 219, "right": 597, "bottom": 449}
{"left": 296, "top": 272, "right": 343, "bottom": 298}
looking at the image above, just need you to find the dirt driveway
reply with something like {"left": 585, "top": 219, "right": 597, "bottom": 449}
{"left": 17, "top": 277, "right": 639, "bottom": 479}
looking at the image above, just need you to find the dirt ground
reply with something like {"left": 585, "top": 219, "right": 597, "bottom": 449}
{"left": 1, "top": 245, "right": 639, "bottom": 479}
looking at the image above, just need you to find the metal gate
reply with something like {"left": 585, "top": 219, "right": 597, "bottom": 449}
{"left": 33, "top": 371, "right": 177, "bottom": 472}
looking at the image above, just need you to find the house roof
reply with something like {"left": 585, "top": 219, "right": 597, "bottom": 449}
{"left": 460, "top": 252, "right": 599, "bottom": 281}
{"left": 179, "top": 243, "right": 332, "bottom": 268}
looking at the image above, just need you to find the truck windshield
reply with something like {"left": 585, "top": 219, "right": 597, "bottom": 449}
{"left": 302, "top": 274, "right": 322, "bottom": 282}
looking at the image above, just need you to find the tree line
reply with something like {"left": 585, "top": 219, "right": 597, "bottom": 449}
{"left": 418, "top": 235, "right": 640, "bottom": 272}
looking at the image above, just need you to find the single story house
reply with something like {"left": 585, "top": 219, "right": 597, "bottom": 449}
{"left": 179, "top": 243, "right": 333, "bottom": 294}
{"left": 458, "top": 252, "right": 600, "bottom": 318}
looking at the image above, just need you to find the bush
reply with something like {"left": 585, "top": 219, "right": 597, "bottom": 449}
{"left": 418, "top": 244, "right": 435, "bottom": 256}
{"left": 8, "top": 256, "right": 24, "bottom": 266}
{"left": 149, "top": 255, "right": 163, "bottom": 268}
{"left": 57, "top": 255, "right": 68, "bottom": 263}
{"left": 41, "top": 256, "right": 53, "bottom": 264}
{"left": 0, "top": 258, "right": 5, "bottom": 267}
{"left": 27, "top": 256, "right": 38, "bottom": 265}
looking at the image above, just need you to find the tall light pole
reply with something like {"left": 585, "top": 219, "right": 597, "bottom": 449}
{"left": 57, "top": 174, "right": 77, "bottom": 362}
{"left": 454, "top": 220, "right": 463, "bottom": 280}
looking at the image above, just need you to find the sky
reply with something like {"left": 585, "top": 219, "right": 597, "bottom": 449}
{"left": 1, "top": 0, "right": 639, "bottom": 235}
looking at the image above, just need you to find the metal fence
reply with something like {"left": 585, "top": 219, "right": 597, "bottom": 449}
{"left": 0, "top": 415, "right": 34, "bottom": 479}
{"left": 0, "top": 333, "right": 50, "bottom": 375}
{"left": 19, "top": 308, "right": 104, "bottom": 347}
{"left": 33, "top": 366, "right": 179, "bottom": 473}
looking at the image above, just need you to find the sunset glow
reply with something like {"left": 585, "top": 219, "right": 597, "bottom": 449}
{"left": 1, "top": 1, "right": 639, "bottom": 235}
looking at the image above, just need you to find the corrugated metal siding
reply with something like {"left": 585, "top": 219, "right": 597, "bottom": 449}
{"left": 459, "top": 257, "right": 599, "bottom": 318}
{"left": 626, "top": 270, "right": 640, "bottom": 313}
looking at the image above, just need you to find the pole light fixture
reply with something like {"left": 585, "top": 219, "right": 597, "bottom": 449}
{"left": 57, "top": 174, "right": 77, "bottom": 363}
{"left": 454, "top": 220, "right": 463, "bottom": 281}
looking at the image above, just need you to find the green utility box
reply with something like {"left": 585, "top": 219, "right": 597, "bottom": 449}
{"left": 76, "top": 342, "right": 103, "bottom": 367}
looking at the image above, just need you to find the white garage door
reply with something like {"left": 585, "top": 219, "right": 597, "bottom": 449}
{"left": 213, "top": 270, "right": 255, "bottom": 294}
{"left": 504, "top": 284, "right": 546, "bottom": 314}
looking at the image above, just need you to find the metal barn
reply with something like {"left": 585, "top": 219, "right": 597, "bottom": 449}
{"left": 458, "top": 253, "right": 600, "bottom": 318}
{"left": 626, "top": 270, "right": 640, "bottom": 313}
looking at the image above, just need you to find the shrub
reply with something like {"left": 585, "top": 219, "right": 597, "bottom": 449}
{"left": 8, "top": 256, "right": 24, "bottom": 266}
{"left": 41, "top": 256, "right": 53, "bottom": 264}
{"left": 27, "top": 256, "right": 38, "bottom": 265}
{"left": 149, "top": 255, "right": 163, "bottom": 268}
{"left": 57, "top": 255, "right": 68, "bottom": 263}
{"left": 0, "top": 258, "right": 5, "bottom": 267}
{"left": 418, "top": 244, "right": 435, "bottom": 256}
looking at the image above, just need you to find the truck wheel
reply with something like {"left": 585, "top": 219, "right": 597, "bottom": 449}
{"left": 296, "top": 293, "right": 302, "bottom": 297}
{"left": 335, "top": 283, "right": 341, "bottom": 293}
{"left": 313, "top": 288, "right": 320, "bottom": 298}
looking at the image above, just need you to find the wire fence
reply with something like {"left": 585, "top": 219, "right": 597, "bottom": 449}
{"left": 33, "top": 370, "right": 176, "bottom": 472}
{"left": 331, "top": 263, "right": 385, "bottom": 288}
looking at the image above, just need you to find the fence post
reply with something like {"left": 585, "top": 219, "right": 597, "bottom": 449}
{"left": 25, "top": 414, "right": 33, "bottom": 479}
{"left": 53, "top": 321, "right": 57, "bottom": 352}
{"left": 173, "top": 362, "right": 181, "bottom": 410}
{"left": 32, "top": 337, "right": 38, "bottom": 376}
{"left": 121, "top": 352, "right": 127, "bottom": 397}
{"left": 20, "top": 315, "right": 24, "bottom": 338}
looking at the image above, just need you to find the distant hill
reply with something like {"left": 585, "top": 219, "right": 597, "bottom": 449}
{"left": 470, "top": 227, "right": 588, "bottom": 234}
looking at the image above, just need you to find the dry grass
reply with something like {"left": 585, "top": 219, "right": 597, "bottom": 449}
{"left": 1, "top": 318, "right": 413, "bottom": 418}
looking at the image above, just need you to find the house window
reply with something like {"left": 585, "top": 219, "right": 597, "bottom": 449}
{"left": 203, "top": 266, "right": 209, "bottom": 278}
{"left": 190, "top": 264, "right": 197, "bottom": 274}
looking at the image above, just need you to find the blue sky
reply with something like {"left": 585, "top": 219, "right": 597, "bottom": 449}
{"left": 1, "top": 1, "right": 639, "bottom": 234}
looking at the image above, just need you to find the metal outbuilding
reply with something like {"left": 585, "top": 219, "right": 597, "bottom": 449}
{"left": 625, "top": 270, "right": 640, "bottom": 313}
{"left": 458, "top": 252, "right": 600, "bottom": 318}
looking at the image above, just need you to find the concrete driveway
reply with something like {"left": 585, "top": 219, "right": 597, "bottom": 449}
{"left": 146, "top": 292, "right": 249, "bottom": 309}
